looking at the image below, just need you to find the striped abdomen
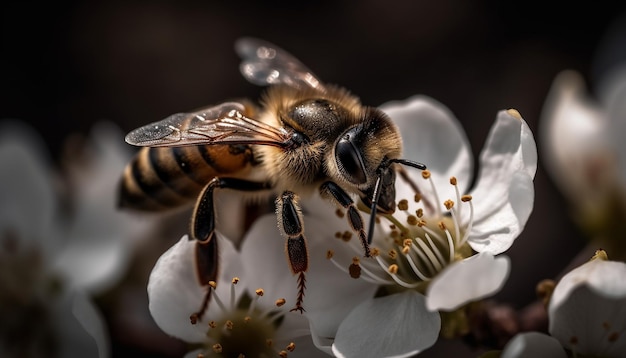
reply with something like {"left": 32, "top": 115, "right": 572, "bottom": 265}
{"left": 119, "top": 144, "right": 254, "bottom": 211}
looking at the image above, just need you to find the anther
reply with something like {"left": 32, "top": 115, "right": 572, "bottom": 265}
{"left": 275, "top": 298, "right": 286, "bottom": 307}
{"left": 461, "top": 195, "right": 472, "bottom": 202}
{"left": 208, "top": 281, "right": 217, "bottom": 289}
{"left": 450, "top": 177, "right": 457, "bottom": 185}
{"left": 444, "top": 199, "right": 454, "bottom": 210}
{"left": 402, "top": 246, "right": 410, "bottom": 255}
{"left": 208, "top": 321, "right": 217, "bottom": 328}
{"left": 286, "top": 342, "right": 296, "bottom": 352}
{"left": 326, "top": 250, "right": 334, "bottom": 259}
{"left": 244, "top": 316, "right": 251, "bottom": 323}
{"left": 417, "top": 219, "right": 426, "bottom": 227}
{"left": 416, "top": 208, "right": 424, "bottom": 218}
{"left": 255, "top": 288, "right": 264, "bottom": 297}
{"left": 279, "top": 350, "right": 288, "bottom": 358}
{"left": 398, "top": 199, "right": 409, "bottom": 211}
{"left": 407, "top": 215, "right": 418, "bottom": 226}
{"left": 212, "top": 344, "right": 223, "bottom": 353}
{"left": 225, "top": 320, "right": 234, "bottom": 330}
{"left": 414, "top": 193, "right": 422, "bottom": 202}
{"left": 422, "top": 170, "right": 431, "bottom": 179}
{"left": 335, "top": 208, "right": 345, "bottom": 218}
{"left": 403, "top": 239, "right": 412, "bottom": 247}
{"left": 232, "top": 277, "right": 240, "bottom": 284}
{"left": 341, "top": 231, "right": 352, "bottom": 241}
{"left": 438, "top": 221, "right": 447, "bottom": 230}
{"left": 266, "top": 339, "right": 274, "bottom": 347}
{"left": 388, "top": 249, "right": 398, "bottom": 259}
{"left": 388, "top": 264, "right": 399, "bottom": 274}
{"left": 506, "top": 108, "right": 522, "bottom": 119}
{"left": 370, "top": 247, "right": 380, "bottom": 257}
{"left": 592, "top": 249, "right": 608, "bottom": 261}
{"left": 608, "top": 332, "right": 619, "bottom": 342}
{"left": 349, "top": 257, "right": 361, "bottom": 278}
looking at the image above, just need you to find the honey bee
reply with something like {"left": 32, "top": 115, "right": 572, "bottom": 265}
{"left": 120, "top": 38, "right": 425, "bottom": 319}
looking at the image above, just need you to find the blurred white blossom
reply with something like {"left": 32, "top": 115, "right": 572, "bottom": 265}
{"left": 501, "top": 250, "right": 626, "bottom": 358}
{"left": 0, "top": 120, "right": 145, "bottom": 357}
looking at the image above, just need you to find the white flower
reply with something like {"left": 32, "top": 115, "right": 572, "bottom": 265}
{"left": 539, "top": 69, "right": 626, "bottom": 219}
{"left": 236, "top": 96, "right": 537, "bottom": 357}
{"left": 0, "top": 119, "right": 139, "bottom": 357}
{"left": 501, "top": 250, "right": 626, "bottom": 358}
{"left": 147, "top": 233, "right": 326, "bottom": 357}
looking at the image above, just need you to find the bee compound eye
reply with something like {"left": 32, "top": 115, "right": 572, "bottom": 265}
{"left": 335, "top": 134, "right": 367, "bottom": 185}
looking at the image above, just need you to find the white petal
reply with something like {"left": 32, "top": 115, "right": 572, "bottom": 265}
{"left": 0, "top": 120, "right": 57, "bottom": 254}
{"left": 501, "top": 332, "right": 567, "bottom": 358}
{"left": 468, "top": 110, "right": 537, "bottom": 254}
{"left": 380, "top": 96, "right": 474, "bottom": 203}
{"left": 54, "top": 291, "right": 108, "bottom": 358}
{"left": 539, "top": 70, "right": 610, "bottom": 202}
{"left": 426, "top": 253, "right": 510, "bottom": 311}
{"left": 240, "top": 214, "right": 378, "bottom": 339}
{"left": 332, "top": 291, "right": 440, "bottom": 358}
{"left": 147, "top": 234, "right": 244, "bottom": 342}
{"left": 52, "top": 237, "right": 129, "bottom": 295}
{"left": 549, "top": 259, "right": 626, "bottom": 356}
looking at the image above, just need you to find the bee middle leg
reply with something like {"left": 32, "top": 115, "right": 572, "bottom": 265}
{"left": 189, "top": 177, "right": 271, "bottom": 324}
{"left": 320, "top": 181, "right": 371, "bottom": 257}
{"left": 276, "top": 191, "right": 309, "bottom": 313}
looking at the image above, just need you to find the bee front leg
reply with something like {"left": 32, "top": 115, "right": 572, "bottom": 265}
{"left": 189, "top": 177, "right": 271, "bottom": 324}
{"left": 320, "top": 181, "right": 371, "bottom": 257}
{"left": 276, "top": 191, "right": 308, "bottom": 313}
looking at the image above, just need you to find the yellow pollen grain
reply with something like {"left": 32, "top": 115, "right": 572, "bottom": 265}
{"left": 225, "top": 320, "right": 234, "bottom": 330}
{"left": 388, "top": 249, "right": 398, "bottom": 259}
{"left": 414, "top": 193, "right": 422, "bottom": 203}
{"left": 422, "top": 170, "right": 431, "bottom": 179}
{"left": 388, "top": 264, "right": 399, "bottom": 274}
{"left": 450, "top": 176, "right": 457, "bottom": 185}
{"left": 398, "top": 199, "right": 409, "bottom": 211}
{"left": 461, "top": 195, "right": 472, "bottom": 202}
{"left": 407, "top": 215, "right": 418, "bottom": 226}
{"left": 326, "top": 250, "right": 334, "bottom": 259}
{"left": 335, "top": 208, "right": 345, "bottom": 218}
{"left": 208, "top": 321, "right": 217, "bottom": 328}
{"left": 416, "top": 208, "right": 424, "bottom": 218}
{"left": 438, "top": 221, "right": 447, "bottom": 230}
{"left": 592, "top": 249, "right": 608, "bottom": 261}
{"left": 444, "top": 199, "right": 454, "bottom": 210}
{"left": 208, "top": 281, "right": 217, "bottom": 289}
{"left": 279, "top": 350, "right": 288, "bottom": 358}
{"left": 255, "top": 288, "right": 264, "bottom": 297}
{"left": 212, "top": 344, "right": 223, "bottom": 353}
{"left": 276, "top": 298, "right": 286, "bottom": 307}
{"left": 506, "top": 108, "right": 522, "bottom": 120}
{"left": 287, "top": 342, "right": 296, "bottom": 352}
{"left": 232, "top": 277, "right": 240, "bottom": 284}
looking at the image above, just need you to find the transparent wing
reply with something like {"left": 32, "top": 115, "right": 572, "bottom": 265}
{"left": 235, "top": 37, "right": 325, "bottom": 90}
{"left": 125, "top": 102, "right": 293, "bottom": 148}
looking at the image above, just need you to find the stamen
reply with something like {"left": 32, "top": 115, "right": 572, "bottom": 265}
{"left": 209, "top": 281, "right": 228, "bottom": 314}
{"left": 444, "top": 199, "right": 454, "bottom": 210}
{"left": 426, "top": 234, "right": 446, "bottom": 268}
{"left": 423, "top": 173, "right": 442, "bottom": 220}
{"left": 404, "top": 251, "right": 431, "bottom": 281}
{"left": 231, "top": 277, "right": 239, "bottom": 309}
{"left": 458, "top": 200, "right": 474, "bottom": 246}
{"left": 247, "top": 288, "right": 264, "bottom": 316}
{"left": 328, "top": 253, "right": 390, "bottom": 284}
{"left": 387, "top": 266, "right": 420, "bottom": 289}
{"left": 448, "top": 204, "right": 461, "bottom": 246}
{"left": 415, "top": 237, "right": 442, "bottom": 272}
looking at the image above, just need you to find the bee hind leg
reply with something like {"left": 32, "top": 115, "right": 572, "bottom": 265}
{"left": 276, "top": 191, "right": 309, "bottom": 313}
{"left": 189, "top": 177, "right": 271, "bottom": 324}
{"left": 320, "top": 181, "right": 371, "bottom": 258}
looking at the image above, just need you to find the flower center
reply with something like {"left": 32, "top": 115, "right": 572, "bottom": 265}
{"left": 200, "top": 278, "right": 296, "bottom": 358}
{"left": 329, "top": 171, "right": 475, "bottom": 294}
{"left": 0, "top": 229, "right": 62, "bottom": 357}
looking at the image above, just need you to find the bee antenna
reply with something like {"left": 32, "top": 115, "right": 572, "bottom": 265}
{"left": 389, "top": 158, "right": 427, "bottom": 170}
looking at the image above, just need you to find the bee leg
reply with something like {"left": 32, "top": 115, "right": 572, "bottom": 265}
{"left": 320, "top": 181, "right": 371, "bottom": 258}
{"left": 276, "top": 191, "right": 308, "bottom": 313}
{"left": 189, "top": 177, "right": 271, "bottom": 324}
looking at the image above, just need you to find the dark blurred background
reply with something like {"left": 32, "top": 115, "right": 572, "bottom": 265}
{"left": 3, "top": 1, "right": 626, "bottom": 357}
